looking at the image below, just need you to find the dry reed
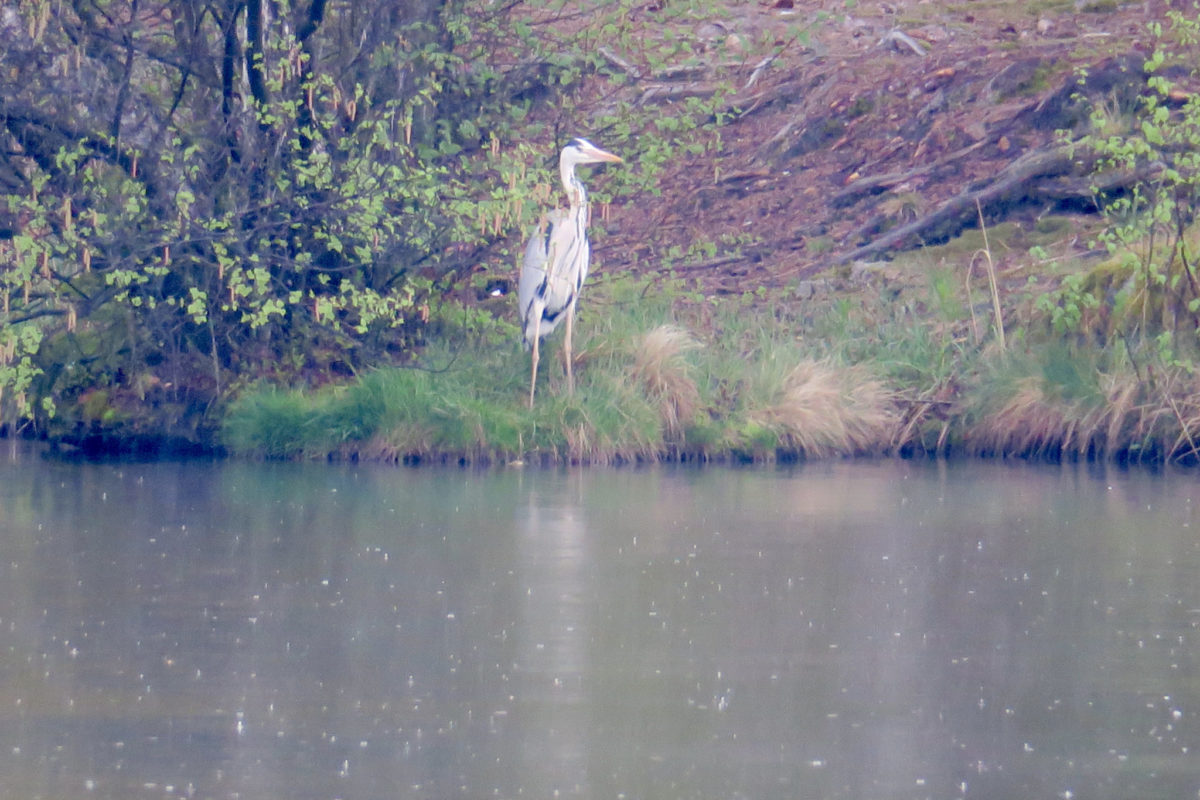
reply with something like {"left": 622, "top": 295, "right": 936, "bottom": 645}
{"left": 356, "top": 425, "right": 435, "bottom": 463}
{"left": 965, "top": 370, "right": 1200, "bottom": 461}
{"left": 629, "top": 324, "right": 701, "bottom": 437}
{"left": 750, "top": 360, "right": 900, "bottom": 457}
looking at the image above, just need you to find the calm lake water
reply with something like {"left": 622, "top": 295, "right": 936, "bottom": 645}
{"left": 0, "top": 443, "right": 1198, "bottom": 800}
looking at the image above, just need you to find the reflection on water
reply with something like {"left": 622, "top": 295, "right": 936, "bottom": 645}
{"left": 1, "top": 443, "right": 1199, "bottom": 799}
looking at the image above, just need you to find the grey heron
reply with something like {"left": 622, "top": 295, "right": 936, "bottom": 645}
{"left": 518, "top": 138, "right": 623, "bottom": 407}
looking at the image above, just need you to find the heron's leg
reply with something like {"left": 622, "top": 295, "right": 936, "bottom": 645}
{"left": 529, "top": 333, "right": 540, "bottom": 409}
{"left": 564, "top": 303, "right": 575, "bottom": 395}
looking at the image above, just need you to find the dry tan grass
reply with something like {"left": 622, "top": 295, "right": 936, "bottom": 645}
{"left": 965, "top": 371, "right": 1192, "bottom": 461}
{"left": 562, "top": 419, "right": 657, "bottom": 465}
{"left": 629, "top": 324, "right": 701, "bottom": 437}
{"left": 968, "top": 377, "right": 1078, "bottom": 457}
{"left": 750, "top": 360, "right": 900, "bottom": 457}
{"left": 1156, "top": 371, "right": 1200, "bottom": 463}
{"left": 354, "top": 425, "right": 434, "bottom": 463}
{"left": 563, "top": 423, "right": 593, "bottom": 463}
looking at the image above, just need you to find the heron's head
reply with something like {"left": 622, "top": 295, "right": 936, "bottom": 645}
{"left": 562, "top": 138, "right": 623, "bottom": 168}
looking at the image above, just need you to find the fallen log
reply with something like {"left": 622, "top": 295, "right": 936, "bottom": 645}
{"left": 833, "top": 142, "right": 1080, "bottom": 264}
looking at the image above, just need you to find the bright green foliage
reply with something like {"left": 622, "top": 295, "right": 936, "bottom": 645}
{"left": 2, "top": 0, "right": 486, "bottom": 430}
{"left": 0, "top": 323, "right": 44, "bottom": 419}
{"left": 1062, "top": 7, "right": 1200, "bottom": 366}
{"left": 0, "top": 0, "right": 753, "bottom": 438}
{"left": 1034, "top": 273, "right": 1100, "bottom": 333}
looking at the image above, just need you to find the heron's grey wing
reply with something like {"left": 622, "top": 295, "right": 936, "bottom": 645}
{"left": 518, "top": 217, "right": 551, "bottom": 327}
{"left": 519, "top": 212, "right": 566, "bottom": 347}
{"left": 518, "top": 209, "right": 579, "bottom": 346}
{"left": 520, "top": 210, "right": 574, "bottom": 299}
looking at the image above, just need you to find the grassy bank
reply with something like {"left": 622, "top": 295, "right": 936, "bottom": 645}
{"left": 222, "top": 264, "right": 1200, "bottom": 466}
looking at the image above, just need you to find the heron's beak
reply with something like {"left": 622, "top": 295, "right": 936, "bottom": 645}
{"left": 582, "top": 145, "right": 622, "bottom": 164}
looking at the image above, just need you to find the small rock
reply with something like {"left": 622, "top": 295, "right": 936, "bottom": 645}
{"left": 849, "top": 261, "right": 891, "bottom": 284}
{"left": 794, "top": 280, "right": 827, "bottom": 299}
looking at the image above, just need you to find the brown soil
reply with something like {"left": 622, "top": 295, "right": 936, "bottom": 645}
{"left": 593, "top": 0, "right": 1171, "bottom": 295}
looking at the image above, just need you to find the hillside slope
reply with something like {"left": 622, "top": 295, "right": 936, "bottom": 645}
{"left": 591, "top": 1, "right": 1163, "bottom": 295}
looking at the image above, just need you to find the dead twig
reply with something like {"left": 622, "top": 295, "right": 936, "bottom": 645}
{"left": 745, "top": 54, "right": 777, "bottom": 90}
{"left": 878, "top": 30, "right": 928, "bottom": 57}
{"left": 834, "top": 139, "right": 988, "bottom": 202}
{"left": 973, "top": 198, "right": 1006, "bottom": 351}
{"left": 597, "top": 47, "right": 642, "bottom": 80}
{"left": 638, "top": 83, "right": 720, "bottom": 105}
{"left": 743, "top": 33, "right": 802, "bottom": 90}
{"left": 1166, "top": 392, "right": 1200, "bottom": 463}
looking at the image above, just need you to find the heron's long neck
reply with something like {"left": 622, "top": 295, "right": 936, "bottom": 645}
{"left": 561, "top": 162, "right": 589, "bottom": 210}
